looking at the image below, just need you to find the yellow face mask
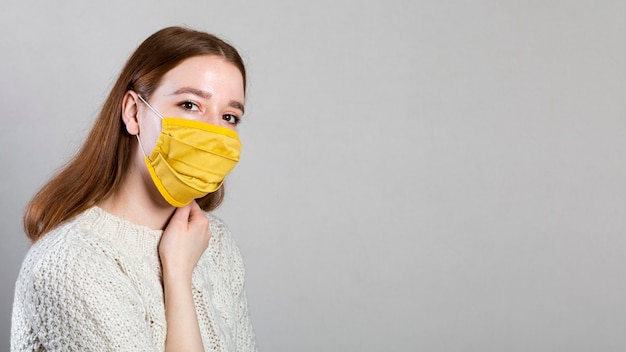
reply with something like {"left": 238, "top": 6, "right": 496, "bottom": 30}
{"left": 136, "top": 95, "right": 241, "bottom": 207}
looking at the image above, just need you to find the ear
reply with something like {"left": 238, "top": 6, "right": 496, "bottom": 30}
{"left": 121, "top": 90, "right": 140, "bottom": 135}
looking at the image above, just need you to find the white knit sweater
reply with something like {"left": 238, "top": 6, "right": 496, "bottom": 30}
{"left": 11, "top": 207, "right": 257, "bottom": 352}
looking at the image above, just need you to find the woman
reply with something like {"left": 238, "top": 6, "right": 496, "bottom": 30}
{"left": 11, "top": 26, "right": 257, "bottom": 351}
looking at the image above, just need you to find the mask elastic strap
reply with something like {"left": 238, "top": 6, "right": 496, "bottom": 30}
{"left": 136, "top": 135, "right": 148, "bottom": 157}
{"left": 135, "top": 94, "right": 163, "bottom": 158}
{"left": 137, "top": 94, "right": 164, "bottom": 119}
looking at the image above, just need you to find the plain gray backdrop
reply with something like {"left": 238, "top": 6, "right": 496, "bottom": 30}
{"left": 1, "top": 0, "right": 625, "bottom": 351}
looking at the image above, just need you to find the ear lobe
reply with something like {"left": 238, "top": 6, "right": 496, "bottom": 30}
{"left": 121, "top": 91, "right": 140, "bottom": 135}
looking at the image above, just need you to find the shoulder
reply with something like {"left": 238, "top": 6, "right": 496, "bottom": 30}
{"left": 15, "top": 212, "right": 121, "bottom": 293}
{"left": 13, "top": 217, "right": 107, "bottom": 323}
{"left": 20, "top": 217, "right": 94, "bottom": 274}
{"left": 204, "top": 212, "right": 238, "bottom": 253}
{"left": 198, "top": 212, "right": 246, "bottom": 289}
{"left": 12, "top": 214, "right": 164, "bottom": 351}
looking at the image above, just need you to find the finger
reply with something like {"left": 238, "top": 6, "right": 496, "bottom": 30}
{"left": 186, "top": 201, "right": 202, "bottom": 221}
{"left": 170, "top": 203, "right": 192, "bottom": 225}
{"left": 187, "top": 201, "right": 209, "bottom": 228}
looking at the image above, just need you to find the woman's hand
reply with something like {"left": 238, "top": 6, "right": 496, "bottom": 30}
{"left": 159, "top": 201, "right": 211, "bottom": 279}
{"left": 159, "top": 201, "right": 209, "bottom": 352}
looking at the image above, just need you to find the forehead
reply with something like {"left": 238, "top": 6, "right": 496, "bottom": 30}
{"left": 158, "top": 55, "right": 245, "bottom": 98}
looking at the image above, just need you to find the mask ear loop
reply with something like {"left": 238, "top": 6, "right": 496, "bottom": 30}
{"left": 137, "top": 95, "right": 165, "bottom": 119}
{"left": 136, "top": 135, "right": 148, "bottom": 157}
{"left": 135, "top": 94, "right": 164, "bottom": 158}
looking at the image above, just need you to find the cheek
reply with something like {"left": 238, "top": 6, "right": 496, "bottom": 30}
{"left": 138, "top": 117, "right": 162, "bottom": 155}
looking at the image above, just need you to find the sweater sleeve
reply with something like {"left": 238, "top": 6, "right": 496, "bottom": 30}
{"left": 12, "top": 231, "right": 160, "bottom": 352}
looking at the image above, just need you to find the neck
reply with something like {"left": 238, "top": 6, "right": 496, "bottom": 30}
{"left": 97, "top": 153, "right": 175, "bottom": 230}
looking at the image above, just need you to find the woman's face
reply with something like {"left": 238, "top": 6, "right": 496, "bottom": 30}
{"left": 136, "top": 54, "right": 244, "bottom": 145}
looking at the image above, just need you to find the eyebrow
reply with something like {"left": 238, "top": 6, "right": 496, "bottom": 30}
{"left": 229, "top": 100, "right": 245, "bottom": 114}
{"left": 169, "top": 87, "right": 245, "bottom": 114}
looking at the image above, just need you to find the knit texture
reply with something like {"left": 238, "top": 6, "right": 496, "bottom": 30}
{"left": 11, "top": 207, "right": 257, "bottom": 352}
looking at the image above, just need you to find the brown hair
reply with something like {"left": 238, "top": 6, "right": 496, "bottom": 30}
{"left": 24, "top": 26, "right": 247, "bottom": 242}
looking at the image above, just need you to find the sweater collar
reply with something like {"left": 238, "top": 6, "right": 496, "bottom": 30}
{"left": 77, "top": 206, "right": 164, "bottom": 253}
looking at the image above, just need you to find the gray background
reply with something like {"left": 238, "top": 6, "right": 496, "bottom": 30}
{"left": 1, "top": 0, "right": 625, "bottom": 351}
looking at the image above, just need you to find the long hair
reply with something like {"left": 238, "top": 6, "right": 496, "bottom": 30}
{"left": 24, "top": 26, "right": 247, "bottom": 242}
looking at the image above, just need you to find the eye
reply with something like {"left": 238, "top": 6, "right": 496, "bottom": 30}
{"left": 223, "top": 114, "right": 241, "bottom": 125}
{"left": 179, "top": 101, "right": 200, "bottom": 111}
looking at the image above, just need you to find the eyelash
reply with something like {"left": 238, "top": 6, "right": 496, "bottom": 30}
{"left": 223, "top": 114, "right": 241, "bottom": 125}
{"left": 179, "top": 101, "right": 241, "bottom": 125}
{"left": 179, "top": 101, "right": 199, "bottom": 111}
